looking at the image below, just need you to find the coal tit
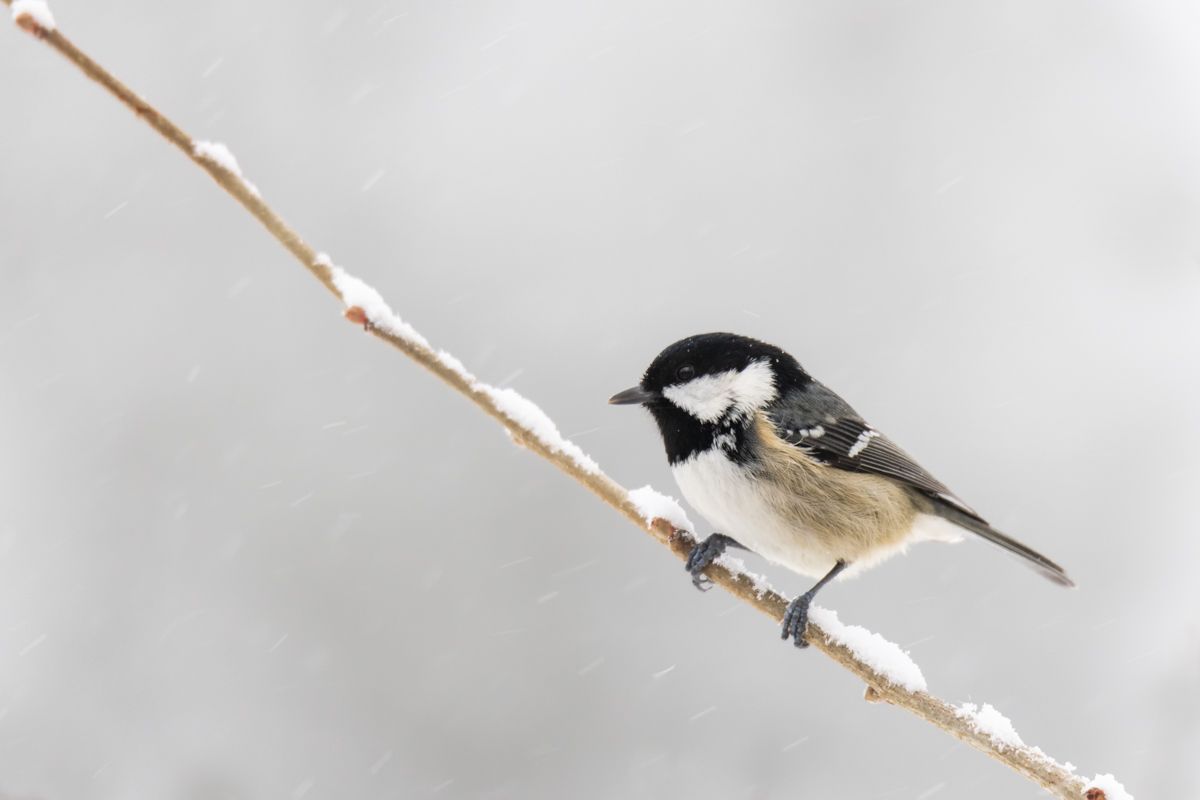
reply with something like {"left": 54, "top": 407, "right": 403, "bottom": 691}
{"left": 610, "top": 332, "right": 1073, "bottom": 648}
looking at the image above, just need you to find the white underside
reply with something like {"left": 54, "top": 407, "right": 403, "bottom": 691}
{"left": 672, "top": 448, "right": 961, "bottom": 581}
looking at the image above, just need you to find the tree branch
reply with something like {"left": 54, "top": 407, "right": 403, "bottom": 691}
{"left": 4, "top": 5, "right": 1124, "bottom": 798}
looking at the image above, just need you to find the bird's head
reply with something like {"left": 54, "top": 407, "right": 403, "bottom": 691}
{"left": 610, "top": 332, "right": 808, "bottom": 425}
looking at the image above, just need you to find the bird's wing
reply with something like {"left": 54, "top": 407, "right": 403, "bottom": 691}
{"left": 765, "top": 382, "right": 983, "bottom": 520}
{"left": 765, "top": 381, "right": 1075, "bottom": 587}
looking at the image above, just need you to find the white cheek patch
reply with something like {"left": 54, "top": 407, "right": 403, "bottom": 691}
{"left": 732, "top": 359, "right": 778, "bottom": 412}
{"left": 663, "top": 371, "right": 738, "bottom": 422}
{"left": 662, "top": 360, "right": 777, "bottom": 423}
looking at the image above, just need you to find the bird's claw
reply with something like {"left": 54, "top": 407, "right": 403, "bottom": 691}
{"left": 780, "top": 560, "right": 846, "bottom": 650}
{"left": 685, "top": 533, "right": 734, "bottom": 592}
{"left": 781, "top": 593, "right": 814, "bottom": 648}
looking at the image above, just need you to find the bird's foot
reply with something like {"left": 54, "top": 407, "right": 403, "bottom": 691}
{"left": 684, "top": 533, "right": 738, "bottom": 591}
{"left": 780, "top": 560, "right": 847, "bottom": 649}
{"left": 781, "top": 592, "right": 816, "bottom": 648}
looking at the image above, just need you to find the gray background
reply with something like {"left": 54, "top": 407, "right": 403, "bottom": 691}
{"left": 1, "top": 1, "right": 1197, "bottom": 797}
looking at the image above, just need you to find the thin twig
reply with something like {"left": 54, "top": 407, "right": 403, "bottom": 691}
{"left": 4, "top": 6, "right": 1099, "bottom": 798}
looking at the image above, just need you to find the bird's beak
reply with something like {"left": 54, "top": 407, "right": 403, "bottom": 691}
{"left": 609, "top": 386, "right": 657, "bottom": 406}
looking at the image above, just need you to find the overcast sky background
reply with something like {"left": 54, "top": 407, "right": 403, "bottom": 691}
{"left": 2, "top": 1, "right": 1198, "bottom": 798}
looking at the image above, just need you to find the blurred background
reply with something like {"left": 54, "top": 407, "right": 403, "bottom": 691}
{"left": 1, "top": 0, "right": 1197, "bottom": 797}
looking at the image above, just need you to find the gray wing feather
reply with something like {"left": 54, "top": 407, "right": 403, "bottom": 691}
{"left": 766, "top": 382, "right": 982, "bottom": 519}
{"left": 765, "top": 381, "right": 1074, "bottom": 586}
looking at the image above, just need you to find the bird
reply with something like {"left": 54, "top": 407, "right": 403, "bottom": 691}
{"left": 609, "top": 332, "right": 1073, "bottom": 648}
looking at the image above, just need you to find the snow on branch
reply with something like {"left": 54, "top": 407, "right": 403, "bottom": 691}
{"left": 193, "top": 140, "right": 261, "bottom": 198}
{"left": 810, "top": 607, "right": 926, "bottom": 693}
{"left": 1, "top": 6, "right": 1130, "bottom": 799}
{"left": 11, "top": 0, "right": 54, "bottom": 35}
{"left": 1086, "top": 774, "right": 1134, "bottom": 800}
{"left": 628, "top": 485, "right": 695, "bottom": 533}
{"left": 320, "top": 251, "right": 600, "bottom": 474}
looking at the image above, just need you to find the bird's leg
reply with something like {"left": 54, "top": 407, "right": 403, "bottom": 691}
{"left": 684, "top": 533, "right": 746, "bottom": 591}
{"left": 781, "top": 560, "right": 848, "bottom": 648}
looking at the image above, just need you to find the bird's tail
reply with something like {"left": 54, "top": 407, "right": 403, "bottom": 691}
{"left": 934, "top": 505, "right": 1075, "bottom": 587}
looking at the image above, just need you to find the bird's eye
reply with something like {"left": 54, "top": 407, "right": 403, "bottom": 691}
{"left": 676, "top": 364, "right": 696, "bottom": 382}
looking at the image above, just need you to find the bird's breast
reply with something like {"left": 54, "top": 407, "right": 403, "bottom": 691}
{"left": 671, "top": 447, "right": 837, "bottom": 578}
{"left": 671, "top": 431, "right": 923, "bottom": 579}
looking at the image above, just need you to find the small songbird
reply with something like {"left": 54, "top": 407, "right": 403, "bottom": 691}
{"left": 610, "top": 332, "right": 1073, "bottom": 648}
